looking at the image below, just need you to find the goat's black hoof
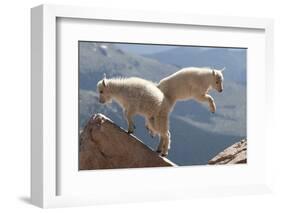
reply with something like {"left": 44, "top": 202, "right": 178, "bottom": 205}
{"left": 161, "top": 154, "right": 168, "bottom": 157}
{"left": 127, "top": 130, "right": 134, "bottom": 134}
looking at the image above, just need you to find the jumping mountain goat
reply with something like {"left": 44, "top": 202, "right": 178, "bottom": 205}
{"left": 97, "top": 76, "right": 171, "bottom": 156}
{"left": 152, "top": 67, "right": 225, "bottom": 156}
{"left": 157, "top": 67, "right": 225, "bottom": 113}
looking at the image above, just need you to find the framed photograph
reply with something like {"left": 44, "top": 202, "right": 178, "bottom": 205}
{"left": 31, "top": 4, "right": 274, "bottom": 208}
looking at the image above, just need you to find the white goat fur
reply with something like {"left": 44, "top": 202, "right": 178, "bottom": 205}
{"left": 97, "top": 77, "right": 171, "bottom": 156}
{"left": 158, "top": 67, "right": 224, "bottom": 113}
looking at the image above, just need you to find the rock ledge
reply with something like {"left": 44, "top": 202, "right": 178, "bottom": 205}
{"left": 208, "top": 139, "right": 247, "bottom": 165}
{"left": 79, "top": 113, "right": 176, "bottom": 170}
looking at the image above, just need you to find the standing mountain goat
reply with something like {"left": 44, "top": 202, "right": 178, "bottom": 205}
{"left": 97, "top": 76, "right": 171, "bottom": 156}
{"left": 157, "top": 67, "right": 224, "bottom": 113}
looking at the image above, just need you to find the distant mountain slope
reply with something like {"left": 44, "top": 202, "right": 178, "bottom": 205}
{"left": 79, "top": 42, "right": 178, "bottom": 91}
{"left": 145, "top": 46, "right": 247, "bottom": 84}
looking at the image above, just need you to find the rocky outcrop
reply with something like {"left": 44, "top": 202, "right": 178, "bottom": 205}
{"left": 79, "top": 113, "right": 176, "bottom": 170}
{"left": 208, "top": 139, "right": 247, "bottom": 165}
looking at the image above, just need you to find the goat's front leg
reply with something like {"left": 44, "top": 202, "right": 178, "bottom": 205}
{"left": 124, "top": 109, "right": 135, "bottom": 134}
{"left": 196, "top": 94, "right": 216, "bottom": 113}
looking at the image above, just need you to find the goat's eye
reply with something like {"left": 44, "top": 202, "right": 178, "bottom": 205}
{"left": 216, "top": 81, "right": 219, "bottom": 84}
{"left": 100, "top": 90, "right": 103, "bottom": 94}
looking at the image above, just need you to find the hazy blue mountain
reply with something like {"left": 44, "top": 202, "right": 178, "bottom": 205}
{"left": 79, "top": 42, "right": 178, "bottom": 91}
{"left": 144, "top": 46, "right": 247, "bottom": 84}
{"left": 79, "top": 42, "right": 247, "bottom": 165}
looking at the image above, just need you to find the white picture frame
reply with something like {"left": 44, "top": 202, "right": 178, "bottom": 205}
{"left": 31, "top": 4, "right": 274, "bottom": 208}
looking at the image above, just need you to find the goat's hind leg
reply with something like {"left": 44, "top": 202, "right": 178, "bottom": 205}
{"left": 156, "top": 137, "right": 164, "bottom": 154}
{"left": 159, "top": 131, "right": 171, "bottom": 157}
{"left": 154, "top": 114, "right": 171, "bottom": 156}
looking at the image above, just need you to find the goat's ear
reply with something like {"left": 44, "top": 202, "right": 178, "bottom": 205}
{"left": 102, "top": 79, "right": 107, "bottom": 87}
{"left": 212, "top": 69, "right": 215, "bottom": 76}
{"left": 102, "top": 73, "right": 107, "bottom": 87}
